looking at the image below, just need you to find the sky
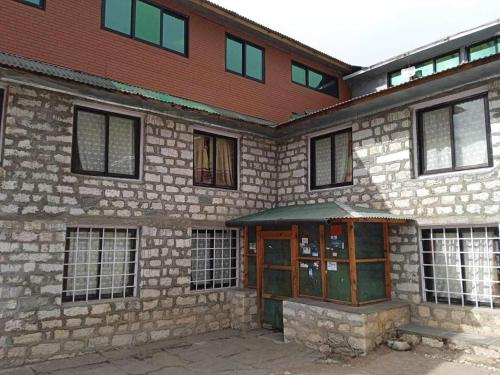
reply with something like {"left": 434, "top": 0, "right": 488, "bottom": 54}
{"left": 210, "top": 0, "right": 499, "bottom": 67}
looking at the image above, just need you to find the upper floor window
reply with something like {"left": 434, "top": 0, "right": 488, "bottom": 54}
{"left": 72, "top": 107, "right": 141, "bottom": 179}
{"left": 389, "top": 51, "right": 460, "bottom": 87}
{"left": 226, "top": 35, "right": 265, "bottom": 82}
{"left": 193, "top": 131, "right": 238, "bottom": 190}
{"left": 15, "top": 0, "right": 45, "bottom": 9}
{"left": 292, "top": 62, "right": 339, "bottom": 98}
{"left": 102, "top": 0, "right": 188, "bottom": 56}
{"left": 417, "top": 95, "right": 492, "bottom": 175}
{"left": 0, "top": 89, "right": 5, "bottom": 164}
{"left": 310, "top": 129, "right": 352, "bottom": 190}
{"left": 469, "top": 37, "right": 500, "bottom": 62}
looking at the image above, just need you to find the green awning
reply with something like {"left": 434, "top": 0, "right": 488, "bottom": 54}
{"left": 226, "top": 202, "right": 412, "bottom": 226}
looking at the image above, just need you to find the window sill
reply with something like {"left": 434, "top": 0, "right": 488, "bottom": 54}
{"left": 415, "top": 165, "right": 495, "bottom": 180}
{"left": 193, "top": 185, "right": 239, "bottom": 193}
{"left": 71, "top": 172, "right": 144, "bottom": 184}
{"left": 309, "top": 183, "right": 353, "bottom": 193}
{"left": 61, "top": 296, "right": 140, "bottom": 307}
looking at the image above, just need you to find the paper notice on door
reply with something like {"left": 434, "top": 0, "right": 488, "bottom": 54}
{"left": 302, "top": 246, "right": 311, "bottom": 255}
{"left": 327, "top": 261, "right": 338, "bottom": 271}
{"left": 301, "top": 237, "right": 309, "bottom": 245}
{"left": 300, "top": 262, "right": 308, "bottom": 268}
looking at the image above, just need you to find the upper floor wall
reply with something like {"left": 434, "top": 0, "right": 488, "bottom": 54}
{"left": 0, "top": 0, "right": 351, "bottom": 123}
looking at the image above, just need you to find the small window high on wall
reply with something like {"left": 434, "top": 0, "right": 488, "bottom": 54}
{"left": 102, "top": 0, "right": 188, "bottom": 56}
{"left": 292, "top": 62, "right": 339, "bottom": 97}
{"left": 226, "top": 35, "right": 265, "bottom": 82}
{"left": 15, "top": 0, "right": 45, "bottom": 9}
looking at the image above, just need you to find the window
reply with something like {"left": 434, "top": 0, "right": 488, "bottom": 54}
{"left": 193, "top": 131, "right": 237, "bottom": 190}
{"left": 72, "top": 107, "right": 141, "bottom": 179}
{"left": 421, "top": 225, "right": 500, "bottom": 308}
{"left": 388, "top": 51, "right": 461, "bottom": 87}
{"left": 310, "top": 129, "right": 352, "bottom": 190}
{"left": 469, "top": 38, "right": 500, "bottom": 62}
{"left": 191, "top": 229, "right": 238, "bottom": 291}
{"left": 226, "top": 35, "right": 265, "bottom": 82}
{"left": 417, "top": 95, "right": 492, "bottom": 175}
{"left": 291, "top": 62, "right": 339, "bottom": 97}
{"left": 0, "top": 89, "right": 5, "bottom": 162}
{"left": 62, "top": 227, "right": 138, "bottom": 302}
{"left": 102, "top": 0, "right": 188, "bottom": 56}
{"left": 15, "top": 0, "right": 45, "bottom": 9}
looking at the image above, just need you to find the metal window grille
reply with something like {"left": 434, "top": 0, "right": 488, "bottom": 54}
{"left": 62, "top": 227, "right": 138, "bottom": 302}
{"left": 420, "top": 225, "right": 500, "bottom": 308}
{"left": 191, "top": 228, "right": 239, "bottom": 291}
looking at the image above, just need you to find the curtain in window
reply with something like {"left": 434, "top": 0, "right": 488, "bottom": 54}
{"left": 314, "top": 137, "right": 331, "bottom": 186}
{"left": 216, "top": 138, "right": 235, "bottom": 187}
{"left": 453, "top": 99, "right": 488, "bottom": 168}
{"left": 194, "top": 134, "right": 212, "bottom": 184}
{"left": 334, "top": 132, "right": 352, "bottom": 183}
{"left": 422, "top": 108, "right": 452, "bottom": 171}
{"left": 108, "top": 117, "right": 136, "bottom": 176}
{"left": 77, "top": 111, "right": 106, "bottom": 172}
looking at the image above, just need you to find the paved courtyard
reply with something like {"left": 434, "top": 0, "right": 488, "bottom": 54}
{"left": 0, "top": 329, "right": 498, "bottom": 375}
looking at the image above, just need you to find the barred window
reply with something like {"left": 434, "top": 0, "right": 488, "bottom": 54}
{"left": 421, "top": 225, "right": 500, "bottom": 308}
{"left": 63, "top": 227, "right": 138, "bottom": 302}
{"left": 191, "top": 229, "right": 238, "bottom": 291}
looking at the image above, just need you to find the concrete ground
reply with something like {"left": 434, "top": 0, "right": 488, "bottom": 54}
{"left": 1, "top": 329, "right": 498, "bottom": 375}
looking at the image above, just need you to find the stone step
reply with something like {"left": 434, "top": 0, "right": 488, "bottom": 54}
{"left": 397, "top": 323, "right": 500, "bottom": 360}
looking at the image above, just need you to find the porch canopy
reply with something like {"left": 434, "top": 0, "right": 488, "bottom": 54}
{"left": 226, "top": 201, "right": 411, "bottom": 226}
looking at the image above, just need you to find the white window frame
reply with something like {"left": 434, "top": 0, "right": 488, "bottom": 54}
{"left": 62, "top": 226, "right": 140, "bottom": 303}
{"left": 190, "top": 228, "right": 240, "bottom": 291}
{"left": 419, "top": 223, "right": 500, "bottom": 309}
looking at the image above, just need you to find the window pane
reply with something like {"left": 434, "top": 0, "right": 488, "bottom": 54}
{"left": 453, "top": 98, "right": 488, "bottom": 168}
{"left": 292, "top": 64, "right": 306, "bottom": 85}
{"left": 314, "top": 137, "right": 332, "bottom": 187}
{"left": 436, "top": 52, "right": 460, "bottom": 73}
{"left": 215, "top": 137, "right": 236, "bottom": 188}
{"left": 21, "top": 0, "right": 43, "bottom": 6}
{"left": 389, "top": 71, "right": 409, "bottom": 87}
{"left": 415, "top": 60, "right": 434, "bottom": 78}
{"left": 162, "top": 13, "right": 186, "bottom": 54}
{"left": 421, "top": 108, "right": 452, "bottom": 171}
{"left": 245, "top": 44, "right": 263, "bottom": 80}
{"left": 318, "top": 76, "right": 338, "bottom": 97}
{"left": 226, "top": 38, "right": 243, "bottom": 74}
{"left": 194, "top": 133, "right": 213, "bottom": 185}
{"left": 104, "top": 0, "right": 132, "bottom": 35}
{"left": 135, "top": 0, "right": 161, "bottom": 45}
{"left": 108, "top": 116, "right": 137, "bottom": 176}
{"left": 308, "top": 70, "right": 323, "bottom": 89}
{"left": 76, "top": 111, "right": 106, "bottom": 173}
{"left": 470, "top": 40, "right": 496, "bottom": 61}
{"left": 334, "top": 132, "right": 352, "bottom": 183}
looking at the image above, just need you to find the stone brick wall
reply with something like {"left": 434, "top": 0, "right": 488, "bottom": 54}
{"left": 0, "top": 83, "right": 270, "bottom": 367}
{"left": 276, "top": 79, "right": 500, "bottom": 305}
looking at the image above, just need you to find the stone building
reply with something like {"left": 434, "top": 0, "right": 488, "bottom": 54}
{"left": 0, "top": 0, "right": 500, "bottom": 368}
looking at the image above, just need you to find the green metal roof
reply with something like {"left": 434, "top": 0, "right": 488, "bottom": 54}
{"left": 226, "top": 202, "right": 411, "bottom": 226}
{"left": 0, "top": 52, "right": 274, "bottom": 127}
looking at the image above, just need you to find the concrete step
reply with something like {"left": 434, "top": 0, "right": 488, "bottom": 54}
{"left": 397, "top": 323, "right": 500, "bottom": 362}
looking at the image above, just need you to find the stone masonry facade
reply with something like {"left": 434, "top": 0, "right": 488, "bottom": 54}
{"left": 0, "top": 74, "right": 500, "bottom": 367}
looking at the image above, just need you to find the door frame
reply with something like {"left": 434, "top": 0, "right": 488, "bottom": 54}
{"left": 256, "top": 225, "right": 299, "bottom": 326}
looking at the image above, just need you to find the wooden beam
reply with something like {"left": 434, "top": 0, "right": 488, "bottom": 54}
{"left": 347, "top": 222, "right": 358, "bottom": 306}
{"left": 256, "top": 226, "right": 263, "bottom": 326}
{"left": 291, "top": 225, "right": 299, "bottom": 298}
{"left": 319, "top": 224, "right": 327, "bottom": 299}
{"left": 383, "top": 222, "right": 392, "bottom": 300}
{"left": 260, "top": 230, "right": 292, "bottom": 239}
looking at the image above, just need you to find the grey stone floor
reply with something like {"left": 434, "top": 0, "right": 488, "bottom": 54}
{"left": 0, "top": 329, "right": 498, "bottom": 375}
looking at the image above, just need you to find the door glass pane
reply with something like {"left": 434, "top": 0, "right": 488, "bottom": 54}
{"left": 264, "top": 240, "right": 290, "bottom": 266}
{"left": 299, "top": 260, "right": 322, "bottom": 297}
{"left": 264, "top": 269, "right": 292, "bottom": 296}
{"left": 226, "top": 38, "right": 243, "bottom": 74}
{"left": 326, "top": 223, "right": 348, "bottom": 259}
{"left": 357, "top": 262, "right": 386, "bottom": 302}
{"left": 354, "top": 222, "right": 384, "bottom": 259}
{"left": 299, "top": 224, "right": 320, "bottom": 257}
{"left": 104, "top": 0, "right": 132, "bottom": 35}
{"left": 415, "top": 60, "right": 434, "bottom": 78}
{"left": 326, "top": 262, "right": 351, "bottom": 302}
{"left": 334, "top": 132, "right": 352, "bottom": 184}
{"left": 314, "top": 137, "right": 331, "bottom": 187}
{"left": 453, "top": 98, "right": 488, "bottom": 168}
{"left": 421, "top": 107, "right": 452, "bottom": 171}
{"left": 76, "top": 111, "right": 106, "bottom": 173}
{"left": 108, "top": 116, "right": 136, "bottom": 176}
{"left": 135, "top": 0, "right": 161, "bottom": 45}
{"left": 162, "top": 13, "right": 186, "bottom": 54}
{"left": 292, "top": 64, "right": 306, "bottom": 85}
{"left": 215, "top": 137, "right": 236, "bottom": 188}
{"left": 246, "top": 44, "right": 263, "bottom": 80}
{"left": 470, "top": 40, "right": 496, "bottom": 61}
{"left": 436, "top": 52, "right": 460, "bottom": 73}
{"left": 193, "top": 133, "right": 213, "bottom": 185}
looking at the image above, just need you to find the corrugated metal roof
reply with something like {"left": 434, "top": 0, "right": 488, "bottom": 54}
{"left": 0, "top": 52, "right": 274, "bottom": 127}
{"left": 226, "top": 202, "right": 411, "bottom": 226}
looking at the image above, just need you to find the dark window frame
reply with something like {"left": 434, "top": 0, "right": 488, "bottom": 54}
{"left": 225, "top": 34, "right": 265, "bottom": 83}
{"left": 387, "top": 49, "right": 461, "bottom": 88}
{"left": 0, "top": 89, "right": 5, "bottom": 164}
{"left": 101, "top": 0, "right": 189, "bottom": 57}
{"left": 467, "top": 37, "right": 500, "bottom": 61}
{"left": 193, "top": 130, "right": 238, "bottom": 191}
{"left": 417, "top": 94, "right": 493, "bottom": 176}
{"left": 310, "top": 128, "right": 353, "bottom": 190}
{"left": 14, "top": 0, "right": 45, "bottom": 9}
{"left": 62, "top": 227, "right": 137, "bottom": 303}
{"left": 71, "top": 106, "right": 141, "bottom": 180}
{"left": 291, "top": 61, "right": 339, "bottom": 98}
